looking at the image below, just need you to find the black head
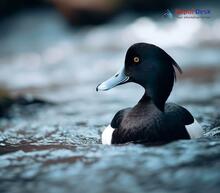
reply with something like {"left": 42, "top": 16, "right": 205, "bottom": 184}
{"left": 96, "top": 43, "right": 182, "bottom": 111}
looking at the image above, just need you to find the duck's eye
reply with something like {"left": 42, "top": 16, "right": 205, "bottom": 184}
{"left": 133, "top": 57, "right": 140, "bottom": 63}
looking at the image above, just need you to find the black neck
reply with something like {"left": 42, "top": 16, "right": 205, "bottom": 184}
{"left": 139, "top": 92, "right": 151, "bottom": 103}
{"left": 139, "top": 91, "right": 165, "bottom": 112}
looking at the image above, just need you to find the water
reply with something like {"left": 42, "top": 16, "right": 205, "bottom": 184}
{"left": 0, "top": 9, "right": 220, "bottom": 193}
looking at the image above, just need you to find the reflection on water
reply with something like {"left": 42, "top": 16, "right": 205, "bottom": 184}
{"left": 0, "top": 10, "right": 220, "bottom": 193}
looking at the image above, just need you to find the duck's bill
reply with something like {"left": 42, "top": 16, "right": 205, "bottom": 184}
{"left": 96, "top": 67, "right": 130, "bottom": 91}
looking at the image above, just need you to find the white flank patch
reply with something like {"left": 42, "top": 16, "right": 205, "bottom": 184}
{"left": 186, "top": 119, "right": 203, "bottom": 139}
{"left": 101, "top": 125, "right": 115, "bottom": 145}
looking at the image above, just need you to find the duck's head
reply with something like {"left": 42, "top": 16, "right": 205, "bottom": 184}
{"left": 96, "top": 43, "right": 182, "bottom": 111}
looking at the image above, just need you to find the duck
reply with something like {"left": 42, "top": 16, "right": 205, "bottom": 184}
{"left": 96, "top": 43, "right": 203, "bottom": 145}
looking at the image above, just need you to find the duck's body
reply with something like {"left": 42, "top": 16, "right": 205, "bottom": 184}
{"left": 102, "top": 94, "right": 202, "bottom": 145}
{"left": 97, "top": 43, "right": 203, "bottom": 145}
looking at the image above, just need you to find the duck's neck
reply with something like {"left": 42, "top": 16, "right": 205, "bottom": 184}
{"left": 139, "top": 92, "right": 151, "bottom": 103}
{"left": 139, "top": 91, "right": 165, "bottom": 112}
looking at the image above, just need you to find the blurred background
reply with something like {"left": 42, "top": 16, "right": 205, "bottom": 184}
{"left": 0, "top": 1, "right": 220, "bottom": 193}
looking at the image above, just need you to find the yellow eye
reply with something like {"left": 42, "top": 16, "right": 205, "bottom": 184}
{"left": 133, "top": 57, "right": 140, "bottom": 63}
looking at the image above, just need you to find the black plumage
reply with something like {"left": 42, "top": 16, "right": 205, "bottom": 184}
{"left": 97, "top": 42, "right": 196, "bottom": 144}
{"left": 111, "top": 95, "right": 193, "bottom": 144}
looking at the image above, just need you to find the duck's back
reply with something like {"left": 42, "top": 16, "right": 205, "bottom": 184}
{"left": 110, "top": 101, "right": 194, "bottom": 144}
